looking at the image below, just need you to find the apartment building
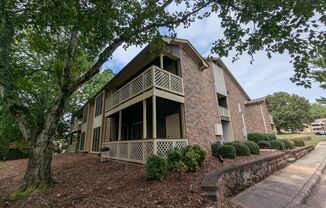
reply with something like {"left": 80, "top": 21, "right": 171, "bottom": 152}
{"left": 69, "top": 38, "right": 274, "bottom": 164}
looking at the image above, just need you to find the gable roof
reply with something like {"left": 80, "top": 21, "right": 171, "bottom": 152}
{"left": 245, "top": 97, "right": 267, "bottom": 105}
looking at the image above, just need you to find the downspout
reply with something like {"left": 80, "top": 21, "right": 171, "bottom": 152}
{"left": 260, "top": 102, "right": 268, "bottom": 133}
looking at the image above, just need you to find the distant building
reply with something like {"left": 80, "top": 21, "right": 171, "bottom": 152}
{"left": 303, "top": 118, "right": 326, "bottom": 134}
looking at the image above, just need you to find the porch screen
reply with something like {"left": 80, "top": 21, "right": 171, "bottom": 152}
{"left": 92, "top": 127, "right": 101, "bottom": 152}
{"left": 80, "top": 132, "right": 86, "bottom": 150}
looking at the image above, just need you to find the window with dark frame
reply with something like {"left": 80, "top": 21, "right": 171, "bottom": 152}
{"left": 80, "top": 132, "right": 86, "bottom": 151}
{"left": 83, "top": 106, "right": 88, "bottom": 123}
{"left": 92, "top": 127, "right": 101, "bottom": 152}
{"left": 95, "top": 94, "right": 103, "bottom": 117}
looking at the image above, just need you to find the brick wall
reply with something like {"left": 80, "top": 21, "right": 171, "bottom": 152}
{"left": 179, "top": 47, "right": 220, "bottom": 150}
{"left": 245, "top": 102, "right": 273, "bottom": 133}
{"left": 223, "top": 71, "right": 248, "bottom": 140}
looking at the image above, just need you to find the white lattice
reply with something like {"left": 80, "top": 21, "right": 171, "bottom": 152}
{"left": 104, "top": 66, "right": 184, "bottom": 112}
{"left": 157, "top": 141, "right": 173, "bottom": 156}
{"left": 170, "top": 75, "right": 183, "bottom": 94}
{"left": 130, "top": 142, "right": 143, "bottom": 161}
{"left": 175, "top": 141, "right": 188, "bottom": 149}
{"left": 131, "top": 76, "right": 143, "bottom": 95}
{"left": 119, "top": 84, "right": 130, "bottom": 102}
{"left": 155, "top": 68, "right": 169, "bottom": 89}
{"left": 119, "top": 143, "right": 129, "bottom": 159}
{"left": 109, "top": 143, "right": 118, "bottom": 157}
{"left": 144, "top": 141, "right": 154, "bottom": 160}
{"left": 144, "top": 69, "right": 152, "bottom": 89}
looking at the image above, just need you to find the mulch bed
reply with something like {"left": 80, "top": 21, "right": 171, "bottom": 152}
{"left": 0, "top": 151, "right": 278, "bottom": 208}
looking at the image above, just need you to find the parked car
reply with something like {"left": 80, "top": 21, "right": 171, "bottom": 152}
{"left": 315, "top": 131, "right": 326, "bottom": 135}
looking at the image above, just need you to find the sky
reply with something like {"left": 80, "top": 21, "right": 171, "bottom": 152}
{"left": 103, "top": 13, "right": 324, "bottom": 103}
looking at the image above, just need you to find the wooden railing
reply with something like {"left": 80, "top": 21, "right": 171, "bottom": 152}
{"left": 101, "top": 139, "right": 188, "bottom": 164}
{"left": 70, "top": 119, "right": 82, "bottom": 132}
{"left": 105, "top": 66, "right": 184, "bottom": 111}
{"left": 218, "top": 106, "right": 229, "bottom": 117}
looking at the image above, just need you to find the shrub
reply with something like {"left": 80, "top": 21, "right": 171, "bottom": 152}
{"left": 265, "top": 133, "right": 276, "bottom": 141}
{"left": 211, "top": 143, "right": 222, "bottom": 156}
{"left": 216, "top": 145, "right": 236, "bottom": 159}
{"left": 174, "top": 161, "right": 188, "bottom": 174}
{"left": 192, "top": 144, "right": 207, "bottom": 166}
{"left": 145, "top": 155, "right": 167, "bottom": 181}
{"left": 231, "top": 143, "right": 251, "bottom": 156}
{"left": 270, "top": 140, "right": 286, "bottom": 150}
{"left": 247, "top": 133, "right": 268, "bottom": 142}
{"left": 166, "top": 148, "right": 183, "bottom": 170}
{"left": 247, "top": 133, "right": 276, "bottom": 142}
{"left": 182, "top": 147, "right": 199, "bottom": 172}
{"left": 291, "top": 139, "right": 305, "bottom": 147}
{"left": 257, "top": 140, "right": 271, "bottom": 149}
{"left": 278, "top": 139, "right": 294, "bottom": 149}
{"left": 244, "top": 141, "right": 260, "bottom": 155}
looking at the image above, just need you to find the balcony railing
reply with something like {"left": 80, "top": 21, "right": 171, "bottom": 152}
{"left": 70, "top": 119, "right": 82, "bottom": 132}
{"left": 219, "top": 106, "right": 229, "bottom": 117}
{"left": 101, "top": 139, "right": 188, "bottom": 164}
{"left": 105, "top": 66, "right": 184, "bottom": 111}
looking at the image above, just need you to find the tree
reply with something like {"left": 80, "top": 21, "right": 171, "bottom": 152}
{"left": 309, "top": 103, "right": 326, "bottom": 120}
{"left": 209, "top": 0, "right": 326, "bottom": 88}
{"left": 0, "top": 0, "right": 325, "bottom": 192}
{"left": 267, "top": 92, "right": 311, "bottom": 133}
{"left": 0, "top": 0, "right": 214, "bottom": 190}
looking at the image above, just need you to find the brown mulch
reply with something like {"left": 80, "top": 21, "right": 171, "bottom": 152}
{"left": 0, "top": 151, "right": 278, "bottom": 208}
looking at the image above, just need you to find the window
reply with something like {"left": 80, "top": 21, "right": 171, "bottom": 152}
{"left": 92, "top": 127, "right": 101, "bottom": 152}
{"left": 95, "top": 94, "right": 103, "bottom": 117}
{"left": 80, "top": 132, "right": 86, "bottom": 151}
{"left": 83, "top": 106, "right": 88, "bottom": 123}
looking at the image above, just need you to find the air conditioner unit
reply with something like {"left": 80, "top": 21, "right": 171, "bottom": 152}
{"left": 214, "top": 123, "right": 223, "bottom": 136}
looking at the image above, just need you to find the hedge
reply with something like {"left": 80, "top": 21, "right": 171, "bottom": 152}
{"left": 291, "top": 139, "right": 305, "bottom": 147}
{"left": 270, "top": 140, "right": 286, "bottom": 150}
{"left": 216, "top": 145, "right": 236, "bottom": 159}
{"left": 257, "top": 140, "right": 271, "bottom": 149}
{"left": 231, "top": 143, "right": 251, "bottom": 156}
{"left": 247, "top": 133, "right": 276, "bottom": 143}
{"left": 278, "top": 139, "right": 294, "bottom": 149}
{"left": 244, "top": 141, "right": 260, "bottom": 154}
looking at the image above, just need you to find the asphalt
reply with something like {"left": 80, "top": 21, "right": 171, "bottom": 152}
{"left": 232, "top": 142, "right": 326, "bottom": 208}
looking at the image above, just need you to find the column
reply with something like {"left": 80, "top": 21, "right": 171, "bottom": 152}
{"left": 152, "top": 96, "right": 157, "bottom": 138}
{"left": 160, "top": 53, "right": 164, "bottom": 68}
{"left": 118, "top": 111, "right": 122, "bottom": 141}
{"left": 143, "top": 99, "right": 147, "bottom": 139}
{"left": 180, "top": 103, "right": 186, "bottom": 138}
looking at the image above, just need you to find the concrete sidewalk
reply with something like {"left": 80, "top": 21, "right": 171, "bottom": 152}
{"left": 232, "top": 142, "right": 326, "bottom": 208}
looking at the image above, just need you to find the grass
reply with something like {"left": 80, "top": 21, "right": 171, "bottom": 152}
{"left": 0, "top": 162, "right": 6, "bottom": 170}
{"left": 9, "top": 183, "right": 48, "bottom": 201}
{"left": 277, "top": 133, "right": 326, "bottom": 147}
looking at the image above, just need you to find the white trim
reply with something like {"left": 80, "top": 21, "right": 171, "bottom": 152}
{"left": 260, "top": 103, "right": 268, "bottom": 133}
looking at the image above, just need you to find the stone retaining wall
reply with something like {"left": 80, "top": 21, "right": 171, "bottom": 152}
{"left": 201, "top": 146, "right": 314, "bottom": 208}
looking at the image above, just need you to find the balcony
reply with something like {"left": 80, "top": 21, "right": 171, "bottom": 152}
{"left": 105, "top": 66, "right": 184, "bottom": 111}
{"left": 101, "top": 138, "right": 188, "bottom": 164}
{"left": 70, "top": 119, "right": 82, "bottom": 132}
{"left": 219, "top": 106, "right": 229, "bottom": 117}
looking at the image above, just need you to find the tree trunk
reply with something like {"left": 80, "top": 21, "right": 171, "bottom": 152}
{"left": 23, "top": 133, "right": 54, "bottom": 187}
{"left": 276, "top": 127, "right": 281, "bottom": 134}
{"left": 22, "top": 101, "right": 65, "bottom": 188}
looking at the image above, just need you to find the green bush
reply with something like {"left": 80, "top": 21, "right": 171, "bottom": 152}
{"left": 145, "top": 154, "right": 167, "bottom": 181}
{"left": 231, "top": 143, "right": 251, "bottom": 156}
{"left": 291, "top": 139, "right": 305, "bottom": 147}
{"left": 278, "top": 139, "right": 294, "bottom": 149}
{"left": 182, "top": 147, "right": 199, "bottom": 172}
{"left": 166, "top": 148, "right": 183, "bottom": 170}
{"left": 216, "top": 145, "right": 236, "bottom": 159}
{"left": 257, "top": 140, "right": 271, "bottom": 149}
{"left": 270, "top": 140, "right": 286, "bottom": 150}
{"left": 247, "top": 133, "right": 276, "bottom": 142}
{"left": 211, "top": 143, "right": 222, "bottom": 156}
{"left": 192, "top": 144, "right": 207, "bottom": 166}
{"left": 174, "top": 161, "right": 188, "bottom": 174}
{"left": 244, "top": 141, "right": 260, "bottom": 155}
{"left": 265, "top": 133, "right": 276, "bottom": 141}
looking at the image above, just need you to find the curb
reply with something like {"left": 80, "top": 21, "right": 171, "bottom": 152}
{"left": 285, "top": 145, "right": 326, "bottom": 207}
